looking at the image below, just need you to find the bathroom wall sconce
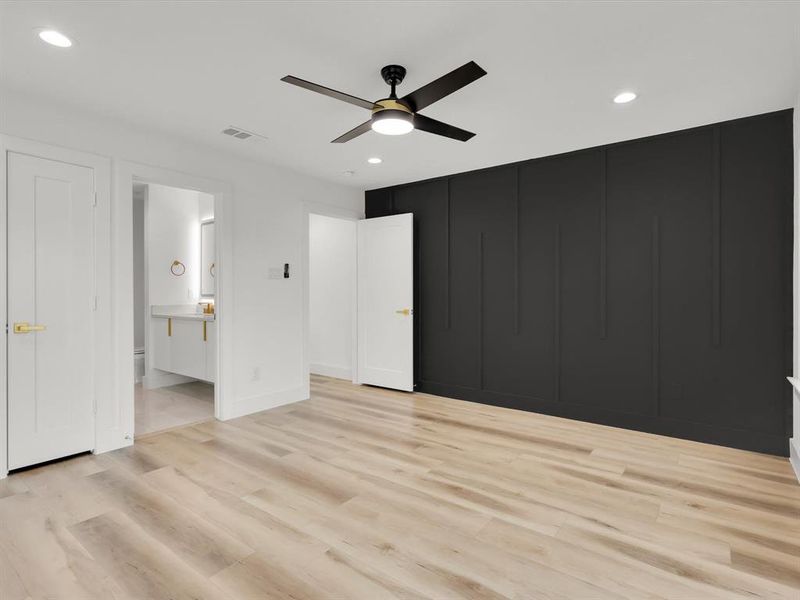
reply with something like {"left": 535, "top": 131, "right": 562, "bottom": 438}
{"left": 170, "top": 260, "right": 186, "bottom": 276}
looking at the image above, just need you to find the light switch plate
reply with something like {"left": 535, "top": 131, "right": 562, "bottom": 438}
{"left": 267, "top": 267, "right": 283, "bottom": 280}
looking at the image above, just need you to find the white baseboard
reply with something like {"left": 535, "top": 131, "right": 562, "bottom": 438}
{"left": 310, "top": 363, "right": 352, "bottom": 380}
{"left": 222, "top": 385, "right": 307, "bottom": 420}
{"left": 790, "top": 438, "right": 800, "bottom": 483}
{"left": 142, "top": 369, "right": 195, "bottom": 389}
{"left": 95, "top": 428, "right": 133, "bottom": 455}
{"left": 134, "top": 355, "right": 145, "bottom": 384}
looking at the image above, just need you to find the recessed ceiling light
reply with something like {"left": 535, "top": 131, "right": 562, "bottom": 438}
{"left": 38, "top": 29, "right": 72, "bottom": 48}
{"left": 367, "top": 157, "right": 382, "bottom": 165}
{"left": 613, "top": 91, "right": 637, "bottom": 104}
{"left": 342, "top": 170, "right": 355, "bottom": 177}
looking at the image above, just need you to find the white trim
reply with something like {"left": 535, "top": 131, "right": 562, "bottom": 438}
{"left": 0, "top": 135, "right": 111, "bottom": 478}
{"left": 225, "top": 386, "right": 306, "bottom": 420}
{"left": 114, "top": 162, "right": 234, "bottom": 430}
{"left": 790, "top": 438, "right": 800, "bottom": 483}
{"left": 303, "top": 202, "right": 362, "bottom": 398}
{"left": 141, "top": 370, "right": 196, "bottom": 390}
{"left": 310, "top": 363, "right": 352, "bottom": 381}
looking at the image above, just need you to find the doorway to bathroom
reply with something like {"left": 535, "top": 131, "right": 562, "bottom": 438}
{"left": 132, "top": 181, "right": 217, "bottom": 436}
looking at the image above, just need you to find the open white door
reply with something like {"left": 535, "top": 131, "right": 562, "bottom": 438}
{"left": 357, "top": 213, "right": 413, "bottom": 391}
{"left": 7, "top": 152, "right": 96, "bottom": 470}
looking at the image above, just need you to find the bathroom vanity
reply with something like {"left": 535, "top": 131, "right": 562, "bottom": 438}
{"left": 151, "top": 308, "right": 216, "bottom": 383}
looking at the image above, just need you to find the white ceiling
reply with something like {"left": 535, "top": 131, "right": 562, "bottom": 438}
{"left": 2, "top": 1, "right": 798, "bottom": 190}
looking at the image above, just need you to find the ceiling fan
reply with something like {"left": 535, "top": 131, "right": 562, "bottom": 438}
{"left": 281, "top": 61, "right": 486, "bottom": 143}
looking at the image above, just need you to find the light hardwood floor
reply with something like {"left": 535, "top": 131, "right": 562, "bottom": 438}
{"left": 1, "top": 375, "right": 798, "bottom": 599}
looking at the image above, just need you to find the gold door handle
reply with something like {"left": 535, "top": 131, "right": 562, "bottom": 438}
{"left": 395, "top": 309, "right": 412, "bottom": 316}
{"left": 14, "top": 322, "right": 46, "bottom": 334}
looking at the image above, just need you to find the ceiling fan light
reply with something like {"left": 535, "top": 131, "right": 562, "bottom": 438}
{"left": 371, "top": 110, "right": 414, "bottom": 136}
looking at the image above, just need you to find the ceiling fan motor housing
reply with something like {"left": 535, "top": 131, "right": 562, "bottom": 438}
{"left": 380, "top": 64, "right": 407, "bottom": 87}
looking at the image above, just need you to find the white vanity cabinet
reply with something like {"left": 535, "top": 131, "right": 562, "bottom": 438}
{"left": 152, "top": 316, "right": 172, "bottom": 373}
{"left": 205, "top": 319, "right": 217, "bottom": 381}
{"left": 151, "top": 315, "right": 215, "bottom": 382}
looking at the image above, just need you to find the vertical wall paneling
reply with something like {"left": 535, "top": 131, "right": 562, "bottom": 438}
{"left": 365, "top": 110, "right": 792, "bottom": 455}
{"left": 417, "top": 240, "right": 423, "bottom": 386}
{"left": 445, "top": 178, "right": 452, "bottom": 330}
{"left": 783, "top": 114, "right": 794, "bottom": 437}
{"left": 478, "top": 232, "right": 485, "bottom": 390}
{"left": 599, "top": 150, "right": 608, "bottom": 340}
{"left": 712, "top": 127, "right": 722, "bottom": 346}
{"left": 513, "top": 167, "right": 521, "bottom": 335}
{"left": 554, "top": 224, "right": 561, "bottom": 402}
{"left": 651, "top": 215, "right": 661, "bottom": 415}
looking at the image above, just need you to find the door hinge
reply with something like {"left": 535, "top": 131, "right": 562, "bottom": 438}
{"left": 93, "top": 296, "right": 98, "bottom": 311}
{"left": 92, "top": 191, "right": 98, "bottom": 207}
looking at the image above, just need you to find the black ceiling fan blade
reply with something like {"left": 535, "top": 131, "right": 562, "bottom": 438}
{"left": 281, "top": 75, "right": 378, "bottom": 111}
{"left": 401, "top": 61, "right": 487, "bottom": 113}
{"left": 413, "top": 113, "right": 475, "bottom": 142}
{"left": 331, "top": 120, "right": 373, "bottom": 143}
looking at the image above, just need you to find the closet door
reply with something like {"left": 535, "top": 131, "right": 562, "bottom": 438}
{"left": 7, "top": 152, "right": 96, "bottom": 470}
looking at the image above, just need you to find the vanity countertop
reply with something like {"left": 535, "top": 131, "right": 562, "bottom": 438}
{"left": 151, "top": 306, "right": 215, "bottom": 321}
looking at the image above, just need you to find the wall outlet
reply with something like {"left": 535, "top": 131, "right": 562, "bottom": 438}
{"left": 252, "top": 366, "right": 261, "bottom": 381}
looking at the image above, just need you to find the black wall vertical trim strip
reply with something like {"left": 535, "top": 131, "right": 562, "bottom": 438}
{"left": 783, "top": 112, "right": 794, "bottom": 438}
{"left": 600, "top": 149, "right": 608, "bottom": 340}
{"left": 513, "top": 167, "right": 521, "bottom": 334}
{"left": 417, "top": 238, "right": 423, "bottom": 387}
{"left": 478, "top": 232, "right": 485, "bottom": 390}
{"left": 445, "top": 178, "right": 452, "bottom": 330}
{"left": 554, "top": 224, "right": 561, "bottom": 402}
{"left": 712, "top": 127, "right": 722, "bottom": 346}
{"left": 652, "top": 215, "right": 661, "bottom": 416}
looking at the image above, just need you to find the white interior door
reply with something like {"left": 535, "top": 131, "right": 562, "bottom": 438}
{"left": 7, "top": 152, "right": 96, "bottom": 470}
{"left": 357, "top": 213, "right": 413, "bottom": 391}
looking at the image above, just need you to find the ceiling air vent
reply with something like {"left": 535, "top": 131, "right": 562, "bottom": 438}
{"left": 221, "top": 125, "right": 267, "bottom": 141}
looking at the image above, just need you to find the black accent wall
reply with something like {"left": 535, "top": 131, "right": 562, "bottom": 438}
{"left": 366, "top": 110, "right": 794, "bottom": 456}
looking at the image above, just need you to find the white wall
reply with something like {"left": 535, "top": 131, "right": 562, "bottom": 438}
{"left": 0, "top": 87, "right": 362, "bottom": 434}
{"left": 309, "top": 214, "right": 356, "bottom": 380}
{"left": 132, "top": 184, "right": 146, "bottom": 351}
{"left": 199, "top": 192, "right": 214, "bottom": 222}
{"left": 146, "top": 183, "right": 207, "bottom": 306}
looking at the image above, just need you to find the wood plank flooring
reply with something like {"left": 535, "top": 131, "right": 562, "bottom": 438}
{"left": 1, "top": 375, "right": 798, "bottom": 599}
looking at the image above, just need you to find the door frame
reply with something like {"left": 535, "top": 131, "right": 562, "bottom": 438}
{"left": 0, "top": 135, "right": 111, "bottom": 478}
{"left": 302, "top": 202, "right": 362, "bottom": 394}
{"left": 115, "top": 162, "right": 233, "bottom": 426}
